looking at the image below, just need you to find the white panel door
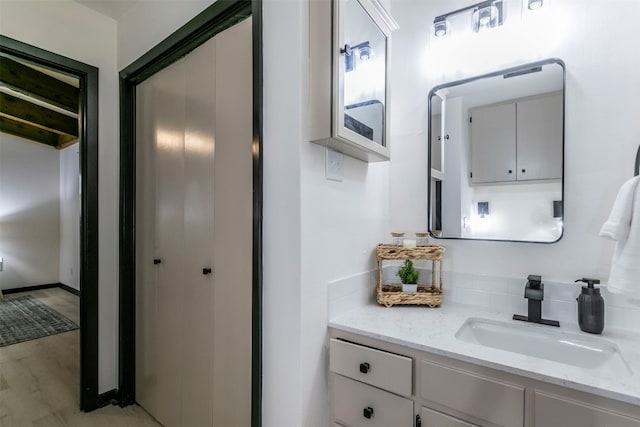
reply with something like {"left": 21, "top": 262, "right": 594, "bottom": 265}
{"left": 470, "top": 103, "right": 516, "bottom": 184}
{"left": 181, "top": 34, "right": 216, "bottom": 427}
{"left": 135, "top": 76, "right": 159, "bottom": 418}
{"left": 211, "top": 17, "right": 253, "bottom": 426}
{"left": 153, "top": 59, "right": 187, "bottom": 427}
{"left": 516, "top": 93, "right": 563, "bottom": 181}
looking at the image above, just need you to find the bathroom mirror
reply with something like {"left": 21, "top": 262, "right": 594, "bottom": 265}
{"left": 339, "top": 0, "right": 388, "bottom": 147}
{"left": 428, "top": 59, "right": 565, "bottom": 243}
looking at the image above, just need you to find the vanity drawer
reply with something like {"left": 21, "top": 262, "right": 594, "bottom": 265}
{"left": 421, "top": 360, "right": 524, "bottom": 427}
{"left": 330, "top": 338, "right": 412, "bottom": 397}
{"left": 534, "top": 391, "right": 640, "bottom": 427}
{"left": 333, "top": 374, "right": 414, "bottom": 427}
{"left": 420, "top": 407, "right": 479, "bottom": 427}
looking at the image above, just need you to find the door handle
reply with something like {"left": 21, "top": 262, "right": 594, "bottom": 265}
{"left": 153, "top": 259, "right": 162, "bottom": 265}
{"left": 202, "top": 268, "right": 212, "bottom": 275}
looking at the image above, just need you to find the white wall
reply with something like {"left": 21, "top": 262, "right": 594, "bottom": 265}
{"left": 390, "top": 0, "right": 640, "bottom": 285}
{"left": 0, "top": 135, "right": 60, "bottom": 289}
{"left": 0, "top": 0, "right": 119, "bottom": 392}
{"left": 117, "top": 0, "right": 213, "bottom": 69}
{"left": 59, "top": 143, "right": 80, "bottom": 290}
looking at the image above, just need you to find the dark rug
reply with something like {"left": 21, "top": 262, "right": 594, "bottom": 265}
{"left": 0, "top": 295, "right": 79, "bottom": 347}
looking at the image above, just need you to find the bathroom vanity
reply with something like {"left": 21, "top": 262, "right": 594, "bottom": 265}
{"left": 329, "top": 304, "right": 640, "bottom": 426}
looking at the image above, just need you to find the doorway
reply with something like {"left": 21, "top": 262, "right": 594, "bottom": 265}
{"left": 118, "top": 1, "right": 262, "bottom": 425}
{"left": 0, "top": 36, "right": 100, "bottom": 411}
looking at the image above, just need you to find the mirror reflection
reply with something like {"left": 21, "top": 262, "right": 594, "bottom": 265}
{"left": 341, "top": 0, "right": 387, "bottom": 146}
{"left": 428, "top": 59, "right": 565, "bottom": 243}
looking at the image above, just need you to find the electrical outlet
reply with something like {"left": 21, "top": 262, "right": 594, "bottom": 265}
{"left": 326, "top": 148, "right": 344, "bottom": 182}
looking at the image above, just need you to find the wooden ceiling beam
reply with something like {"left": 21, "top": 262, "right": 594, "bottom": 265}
{"left": 0, "top": 56, "right": 79, "bottom": 113}
{"left": 0, "top": 92, "right": 78, "bottom": 137}
{"left": 0, "top": 115, "right": 60, "bottom": 148}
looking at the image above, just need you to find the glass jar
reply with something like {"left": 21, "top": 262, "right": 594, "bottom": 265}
{"left": 415, "top": 231, "right": 429, "bottom": 246}
{"left": 391, "top": 232, "right": 405, "bottom": 246}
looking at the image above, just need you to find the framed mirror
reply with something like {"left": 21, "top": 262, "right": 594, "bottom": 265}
{"left": 428, "top": 58, "right": 565, "bottom": 243}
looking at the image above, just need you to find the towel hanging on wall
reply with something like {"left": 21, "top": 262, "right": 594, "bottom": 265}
{"left": 600, "top": 173, "right": 640, "bottom": 298}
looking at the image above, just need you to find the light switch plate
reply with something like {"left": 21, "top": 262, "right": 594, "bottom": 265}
{"left": 326, "top": 148, "right": 344, "bottom": 182}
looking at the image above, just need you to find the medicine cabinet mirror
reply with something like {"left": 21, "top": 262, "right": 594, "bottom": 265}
{"left": 428, "top": 59, "right": 565, "bottom": 243}
{"left": 309, "top": 0, "right": 398, "bottom": 162}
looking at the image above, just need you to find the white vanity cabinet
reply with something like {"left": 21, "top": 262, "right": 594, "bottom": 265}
{"left": 329, "top": 329, "right": 640, "bottom": 427}
{"left": 470, "top": 92, "right": 562, "bottom": 184}
{"left": 309, "top": 0, "right": 398, "bottom": 162}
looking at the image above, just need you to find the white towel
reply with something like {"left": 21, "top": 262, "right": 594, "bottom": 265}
{"left": 600, "top": 176, "right": 640, "bottom": 297}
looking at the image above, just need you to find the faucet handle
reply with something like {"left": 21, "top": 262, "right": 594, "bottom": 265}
{"left": 527, "top": 274, "right": 542, "bottom": 288}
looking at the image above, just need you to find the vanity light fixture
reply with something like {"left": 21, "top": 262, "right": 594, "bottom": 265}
{"left": 528, "top": 0, "right": 543, "bottom": 10}
{"left": 434, "top": 17, "right": 448, "bottom": 37}
{"left": 472, "top": 1, "right": 504, "bottom": 33}
{"left": 341, "top": 41, "right": 372, "bottom": 72}
{"left": 432, "top": 0, "right": 504, "bottom": 39}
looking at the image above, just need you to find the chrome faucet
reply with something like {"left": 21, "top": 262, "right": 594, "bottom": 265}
{"left": 513, "top": 275, "right": 560, "bottom": 327}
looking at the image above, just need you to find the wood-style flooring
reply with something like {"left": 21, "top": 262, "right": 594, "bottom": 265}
{"left": 0, "top": 288, "right": 161, "bottom": 427}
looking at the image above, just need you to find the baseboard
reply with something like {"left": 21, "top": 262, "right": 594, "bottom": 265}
{"left": 97, "top": 389, "right": 119, "bottom": 408}
{"left": 58, "top": 283, "right": 80, "bottom": 296}
{"left": 2, "top": 282, "right": 60, "bottom": 294}
{"left": 2, "top": 282, "right": 80, "bottom": 296}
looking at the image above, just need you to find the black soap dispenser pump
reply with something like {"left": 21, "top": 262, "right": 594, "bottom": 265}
{"left": 575, "top": 278, "right": 605, "bottom": 334}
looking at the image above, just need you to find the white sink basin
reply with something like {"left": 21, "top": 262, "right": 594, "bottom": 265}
{"left": 455, "top": 318, "right": 633, "bottom": 376}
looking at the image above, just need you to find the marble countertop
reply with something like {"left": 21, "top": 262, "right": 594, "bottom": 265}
{"left": 329, "top": 303, "right": 640, "bottom": 406}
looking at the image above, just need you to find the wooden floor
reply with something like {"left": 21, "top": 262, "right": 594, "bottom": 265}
{"left": 0, "top": 288, "right": 161, "bottom": 427}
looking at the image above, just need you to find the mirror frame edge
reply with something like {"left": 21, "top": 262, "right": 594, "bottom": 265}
{"left": 426, "top": 57, "right": 566, "bottom": 244}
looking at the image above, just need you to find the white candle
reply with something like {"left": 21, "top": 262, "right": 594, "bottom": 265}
{"left": 403, "top": 239, "right": 416, "bottom": 248}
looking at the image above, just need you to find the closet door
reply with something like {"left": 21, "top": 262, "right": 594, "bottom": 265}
{"left": 135, "top": 16, "right": 252, "bottom": 427}
{"left": 155, "top": 61, "right": 187, "bottom": 427}
{"left": 135, "top": 76, "right": 159, "bottom": 418}
{"left": 181, "top": 35, "right": 216, "bottom": 427}
{"left": 211, "top": 17, "right": 253, "bottom": 425}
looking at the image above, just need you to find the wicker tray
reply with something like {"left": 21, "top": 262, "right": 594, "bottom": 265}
{"left": 376, "top": 244, "right": 444, "bottom": 308}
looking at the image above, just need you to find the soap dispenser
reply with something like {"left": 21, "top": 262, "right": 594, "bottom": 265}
{"left": 575, "top": 278, "right": 604, "bottom": 334}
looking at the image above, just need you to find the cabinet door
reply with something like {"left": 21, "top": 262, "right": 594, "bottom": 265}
{"left": 516, "top": 93, "right": 562, "bottom": 181}
{"left": 470, "top": 103, "right": 516, "bottom": 183}
{"left": 534, "top": 391, "right": 640, "bottom": 427}
{"left": 421, "top": 360, "right": 524, "bottom": 427}
{"left": 420, "top": 407, "right": 479, "bottom": 427}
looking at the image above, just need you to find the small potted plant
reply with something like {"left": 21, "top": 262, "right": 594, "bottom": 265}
{"left": 397, "top": 259, "right": 419, "bottom": 292}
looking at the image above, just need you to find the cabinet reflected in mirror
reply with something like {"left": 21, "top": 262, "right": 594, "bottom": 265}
{"left": 428, "top": 59, "right": 565, "bottom": 243}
